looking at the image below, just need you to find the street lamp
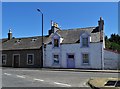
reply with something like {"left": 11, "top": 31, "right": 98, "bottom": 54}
{"left": 37, "top": 8, "right": 44, "bottom": 68}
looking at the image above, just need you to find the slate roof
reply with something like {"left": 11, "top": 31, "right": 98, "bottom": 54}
{"left": 44, "top": 26, "right": 101, "bottom": 44}
{"left": 2, "top": 26, "right": 102, "bottom": 50}
{"left": 1, "top": 38, "right": 8, "bottom": 43}
{"left": 2, "top": 36, "right": 48, "bottom": 50}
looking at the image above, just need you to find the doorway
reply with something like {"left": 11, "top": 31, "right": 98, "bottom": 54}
{"left": 13, "top": 54, "right": 20, "bottom": 68}
{"left": 67, "top": 54, "right": 75, "bottom": 68}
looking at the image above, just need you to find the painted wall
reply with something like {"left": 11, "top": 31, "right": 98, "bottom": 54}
{"left": 44, "top": 42, "right": 103, "bottom": 69}
{"left": 104, "top": 50, "right": 119, "bottom": 69}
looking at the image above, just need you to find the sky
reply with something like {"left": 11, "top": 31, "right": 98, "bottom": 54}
{"left": 2, "top": 2, "right": 118, "bottom": 38}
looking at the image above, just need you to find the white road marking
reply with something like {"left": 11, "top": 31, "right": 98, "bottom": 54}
{"left": 4, "top": 73, "right": 11, "bottom": 76}
{"left": 83, "top": 82, "right": 89, "bottom": 87}
{"left": 54, "top": 82, "right": 71, "bottom": 87}
{"left": 16, "top": 75, "right": 26, "bottom": 78}
{"left": 33, "top": 78, "right": 44, "bottom": 82}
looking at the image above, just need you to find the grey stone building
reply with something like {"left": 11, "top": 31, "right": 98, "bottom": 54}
{"left": 2, "top": 30, "right": 48, "bottom": 68}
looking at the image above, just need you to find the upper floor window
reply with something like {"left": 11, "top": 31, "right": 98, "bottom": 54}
{"left": 52, "top": 33, "right": 61, "bottom": 48}
{"left": 2, "top": 54, "right": 7, "bottom": 65}
{"left": 54, "top": 39, "right": 59, "bottom": 47}
{"left": 82, "top": 37, "right": 88, "bottom": 47}
{"left": 80, "top": 32, "right": 90, "bottom": 47}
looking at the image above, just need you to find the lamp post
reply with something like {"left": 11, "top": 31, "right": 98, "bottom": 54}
{"left": 37, "top": 8, "right": 43, "bottom": 68}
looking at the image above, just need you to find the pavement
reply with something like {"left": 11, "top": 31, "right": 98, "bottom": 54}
{"left": 41, "top": 68, "right": 120, "bottom": 73}
{"left": 2, "top": 67, "right": 120, "bottom": 73}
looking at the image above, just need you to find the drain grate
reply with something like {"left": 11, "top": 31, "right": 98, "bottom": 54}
{"left": 105, "top": 80, "right": 120, "bottom": 87}
{"left": 115, "top": 81, "right": 120, "bottom": 87}
{"left": 104, "top": 81, "right": 117, "bottom": 86}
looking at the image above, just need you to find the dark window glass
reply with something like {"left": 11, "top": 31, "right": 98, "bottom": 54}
{"left": 2, "top": 55, "right": 6, "bottom": 64}
{"left": 54, "top": 39, "right": 59, "bottom": 47}
{"left": 28, "top": 55, "right": 33, "bottom": 64}
{"left": 53, "top": 55, "right": 59, "bottom": 64}
{"left": 82, "top": 37, "right": 88, "bottom": 47}
{"left": 82, "top": 54, "right": 89, "bottom": 64}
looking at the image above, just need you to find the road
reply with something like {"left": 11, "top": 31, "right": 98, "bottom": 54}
{"left": 2, "top": 67, "right": 119, "bottom": 88}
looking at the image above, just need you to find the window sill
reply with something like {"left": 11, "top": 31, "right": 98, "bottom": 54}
{"left": 27, "top": 64, "right": 34, "bottom": 65}
{"left": 82, "top": 63, "right": 90, "bottom": 66}
{"left": 53, "top": 47, "right": 60, "bottom": 49}
{"left": 2, "top": 64, "right": 6, "bottom": 65}
{"left": 53, "top": 47, "right": 59, "bottom": 48}
{"left": 80, "top": 46, "right": 89, "bottom": 48}
{"left": 52, "top": 63, "right": 60, "bottom": 66}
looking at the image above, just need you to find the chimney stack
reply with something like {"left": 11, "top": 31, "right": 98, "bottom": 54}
{"left": 98, "top": 17, "right": 104, "bottom": 31}
{"left": 48, "top": 21, "right": 60, "bottom": 35}
{"left": 8, "top": 29, "right": 12, "bottom": 40}
{"left": 98, "top": 17, "right": 105, "bottom": 45}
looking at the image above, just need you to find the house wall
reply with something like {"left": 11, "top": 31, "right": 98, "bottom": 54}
{"left": 44, "top": 42, "right": 103, "bottom": 69}
{"left": 0, "top": 51, "right": 2, "bottom": 67}
{"left": 104, "top": 50, "right": 119, "bottom": 69}
{"left": 2, "top": 49, "right": 42, "bottom": 68}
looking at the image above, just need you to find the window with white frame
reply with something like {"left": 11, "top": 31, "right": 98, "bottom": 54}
{"left": 53, "top": 54, "right": 59, "bottom": 64}
{"left": 54, "top": 39, "right": 59, "bottom": 47}
{"left": 82, "top": 53, "right": 89, "bottom": 64}
{"left": 82, "top": 37, "right": 88, "bottom": 47}
{"left": 52, "top": 33, "right": 60, "bottom": 48}
{"left": 27, "top": 54, "right": 34, "bottom": 65}
{"left": 2, "top": 54, "right": 7, "bottom": 65}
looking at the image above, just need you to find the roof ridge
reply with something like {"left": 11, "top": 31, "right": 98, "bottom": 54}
{"left": 13, "top": 36, "right": 41, "bottom": 39}
{"left": 62, "top": 26, "right": 96, "bottom": 31}
{"left": 2, "top": 35, "right": 49, "bottom": 40}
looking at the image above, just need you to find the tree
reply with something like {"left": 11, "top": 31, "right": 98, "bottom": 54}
{"left": 105, "top": 34, "right": 120, "bottom": 52}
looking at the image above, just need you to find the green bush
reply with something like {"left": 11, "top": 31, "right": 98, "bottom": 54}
{"left": 105, "top": 34, "right": 120, "bottom": 52}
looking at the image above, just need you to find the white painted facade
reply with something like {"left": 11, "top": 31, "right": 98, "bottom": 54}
{"left": 43, "top": 42, "right": 104, "bottom": 69}
{"left": 43, "top": 17, "right": 105, "bottom": 69}
{"left": 104, "top": 50, "right": 119, "bottom": 69}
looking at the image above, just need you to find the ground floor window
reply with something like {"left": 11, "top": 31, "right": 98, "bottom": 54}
{"left": 82, "top": 53, "right": 89, "bottom": 64}
{"left": 27, "top": 54, "right": 34, "bottom": 65}
{"left": 2, "top": 54, "right": 7, "bottom": 65}
{"left": 53, "top": 54, "right": 59, "bottom": 64}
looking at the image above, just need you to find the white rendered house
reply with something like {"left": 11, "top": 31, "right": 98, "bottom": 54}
{"left": 43, "top": 17, "right": 105, "bottom": 69}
